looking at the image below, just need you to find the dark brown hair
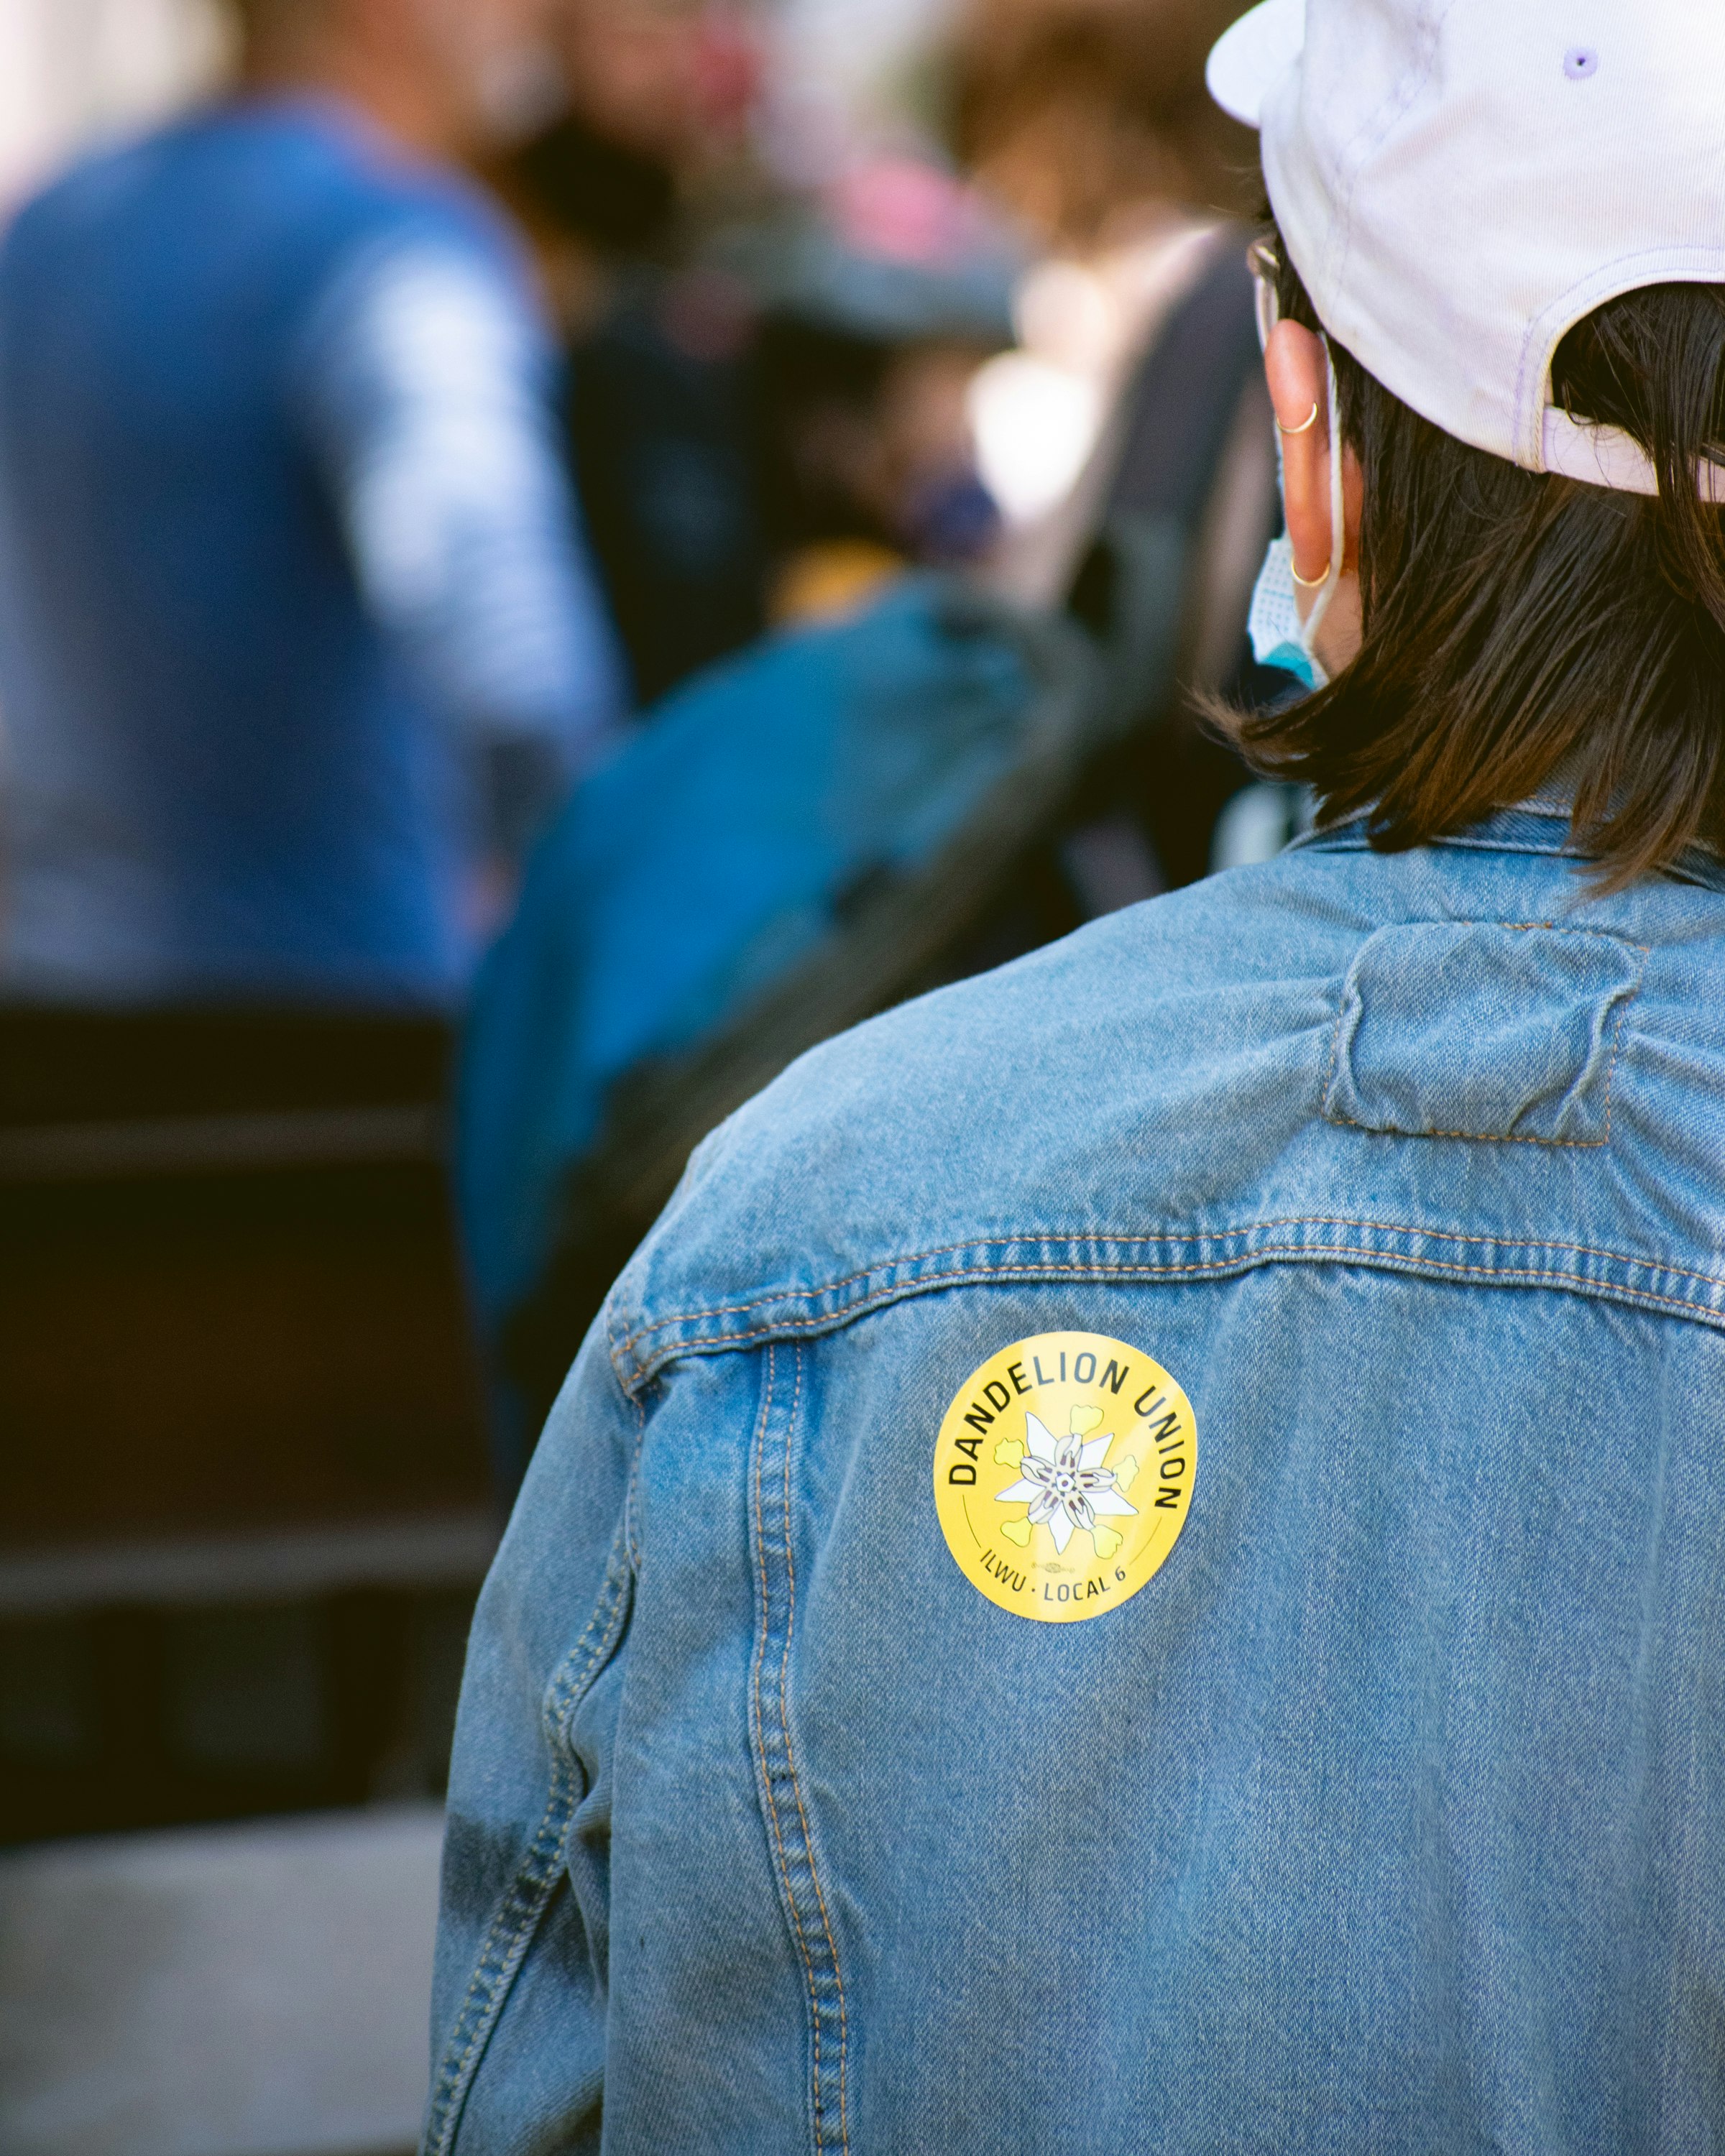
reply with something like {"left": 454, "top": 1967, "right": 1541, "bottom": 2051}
{"left": 947, "top": 0, "right": 1260, "bottom": 241}
{"left": 1234, "top": 232, "right": 1725, "bottom": 886}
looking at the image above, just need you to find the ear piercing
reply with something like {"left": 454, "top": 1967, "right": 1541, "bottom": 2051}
{"left": 1275, "top": 392, "right": 1333, "bottom": 584}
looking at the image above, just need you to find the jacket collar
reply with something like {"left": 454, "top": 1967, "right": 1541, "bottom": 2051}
{"left": 1291, "top": 802, "right": 1725, "bottom": 895}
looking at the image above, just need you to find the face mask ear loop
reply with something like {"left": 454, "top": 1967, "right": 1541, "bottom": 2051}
{"left": 1301, "top": 343, "right": 1346, "bottom": 645}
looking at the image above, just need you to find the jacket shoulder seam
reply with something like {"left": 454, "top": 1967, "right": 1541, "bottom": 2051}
{"left": 609, "top": 1219, "right": 1725, "bottom": 1388}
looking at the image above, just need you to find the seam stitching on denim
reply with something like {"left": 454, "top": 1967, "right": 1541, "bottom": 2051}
{"left": 422, "top": 1527, "right": 631, "bottom": 2156}
{"left": 748, "top": 1348, "right": 827, "bottom": 2153}
{"left": 774, "top": 1345, "right": 851, "bottom": 2151}
{"left": 1320, "top": 923, "right": 1648, "bottom": 1148}
{"left": 625, "top": 1382, "right": 647, "bottom": 1573}
{"left": 615, "top": 1212, "right": 1725, "bottom": 1367}
{"left": 617, "top": 1243, "right": 1725, "bottom": 1389}
{"left": 607, "top": 1292, "right": 635, "bottom": 1394}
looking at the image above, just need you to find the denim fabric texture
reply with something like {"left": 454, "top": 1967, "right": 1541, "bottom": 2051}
{"left": 428, "top": 807, "right": 1725, "bottom": 2153}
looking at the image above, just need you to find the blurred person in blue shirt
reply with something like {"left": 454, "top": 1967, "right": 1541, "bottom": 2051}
{"left": 0, "top": 0, "right": 626, "bottom": 1005}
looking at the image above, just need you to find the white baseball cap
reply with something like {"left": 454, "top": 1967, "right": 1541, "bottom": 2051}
{"left": 1207, "top": 0, "right": 1725, "bottom": 495}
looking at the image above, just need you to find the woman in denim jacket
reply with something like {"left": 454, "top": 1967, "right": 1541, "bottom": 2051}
{"left": 426, "top": 3, "right": 1725, "bottom": 2147}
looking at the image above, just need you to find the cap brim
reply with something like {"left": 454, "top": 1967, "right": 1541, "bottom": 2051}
{"left": 1205, "top": 0, "right": 1306, "bottom": 128}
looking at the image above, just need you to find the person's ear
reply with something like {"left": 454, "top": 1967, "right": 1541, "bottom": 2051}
{"left": 1263, "top": 318, "right": 1366, "bottom": 667}
{"left": 1264, "top": 319, "right": 1338, "bottom": 592}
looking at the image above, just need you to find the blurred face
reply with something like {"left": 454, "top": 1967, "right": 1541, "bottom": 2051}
{"left": 553, "top": 0, "right": 758, "bottom": 165}
{"left": 243, "top": 0, "right": 557, "bottom": 154}
{"left": 415, "top": 0, "right": 553, "bottom": 138}
{"left": 332, "top": 0, "right": 555, "bottom": 152}
{"left": 788, "top": 341, "right": 998, "bottom": 558}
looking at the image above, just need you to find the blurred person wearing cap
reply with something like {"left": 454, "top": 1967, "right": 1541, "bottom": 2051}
{"left": 426, "top": 4, "right": 1725, "bottom": 2147}
{"left": 747, "top": 157, "right": 1022, "bottom": 624}
{"left": 509, "top": 72, "right": 1022, "bottom": 701}
{"left": 0, "top": 0, "right": 625, "bottom": 1003}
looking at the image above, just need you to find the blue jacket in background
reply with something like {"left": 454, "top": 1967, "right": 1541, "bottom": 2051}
{"left": 429, "top": 806, "right": 1725, "bottom": 2153}
{"left": 457, "top": 577, "right": 1034, "bottom": 1337}
{"left": 0, "top": 100, "right": 546, "bottom": 1003}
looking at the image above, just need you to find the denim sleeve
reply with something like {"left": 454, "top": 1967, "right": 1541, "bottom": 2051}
{"left": 293, "top": 236, "right": 627, "bottom": 830}
{"left": 422, "top": 1325, "right": 640, "bottom": 2156}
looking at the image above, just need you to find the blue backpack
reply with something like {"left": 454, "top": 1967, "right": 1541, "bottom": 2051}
{"left": 458, "top": 576, "right": 1103, "bottom": 1346}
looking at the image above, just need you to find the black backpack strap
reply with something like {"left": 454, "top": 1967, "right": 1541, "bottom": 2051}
{"left": 1103, "top": 234, "right": 1265, "bottom": 533}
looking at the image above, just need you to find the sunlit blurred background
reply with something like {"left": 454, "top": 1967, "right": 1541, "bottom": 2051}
{"left": 0, "top": 4, "right": 1292, "bottom": 2152}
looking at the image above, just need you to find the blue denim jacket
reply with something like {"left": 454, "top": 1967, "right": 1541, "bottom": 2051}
{"left": 427, "top": 807, "right": 1725, "bottom": 2154}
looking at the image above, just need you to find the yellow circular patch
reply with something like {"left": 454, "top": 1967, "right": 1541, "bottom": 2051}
{"left": 934, "top": 1331, "right": 1197, "bottom": 1623}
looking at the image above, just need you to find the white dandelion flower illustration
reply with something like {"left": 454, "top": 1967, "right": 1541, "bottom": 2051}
{"left": 997, "top": 1411, "right": 1138, "bottom": 1554}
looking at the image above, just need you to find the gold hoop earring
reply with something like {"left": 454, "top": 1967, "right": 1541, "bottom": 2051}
{"left": 1289, "top": 557, "right": 1333, "bottom": 589}
{"left": 1276, "top": 402, "right": 1322, "bottom": 436}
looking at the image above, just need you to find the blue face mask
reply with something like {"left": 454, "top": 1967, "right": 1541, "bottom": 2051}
{"left": 1247, "top": 533, "right": 1326, "bottom": 692}
{"left": 1247, "top": 348, "right": 1344, "bottom": 694}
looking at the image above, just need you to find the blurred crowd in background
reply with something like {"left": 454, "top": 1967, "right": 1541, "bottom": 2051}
{"left": 0, "top": 0, "right": 1266, "bottom": 997}
{"left": 0, "top": 4, "right": 1296, "bottom": 2150}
